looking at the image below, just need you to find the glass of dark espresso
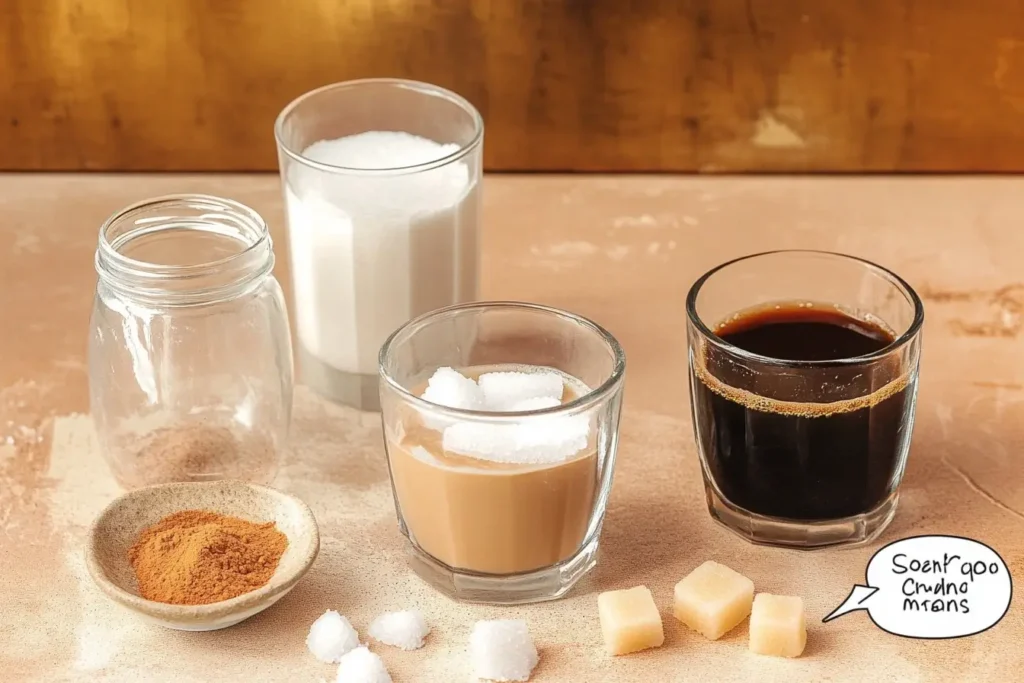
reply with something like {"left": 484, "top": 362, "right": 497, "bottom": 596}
{"left": 686, "top": 251, "right": 924, "bottom": 549}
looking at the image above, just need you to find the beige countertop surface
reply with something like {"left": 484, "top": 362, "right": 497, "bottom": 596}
{"left": 0, "top": 174, "right": 1021, "bottom": 682}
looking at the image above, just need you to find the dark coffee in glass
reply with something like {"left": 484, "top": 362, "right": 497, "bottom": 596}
{"left": 693, "top": 304, "right": 910, "bottom": 521}
{"left": 686, "top": 252, "right": 924, "bottom": 548}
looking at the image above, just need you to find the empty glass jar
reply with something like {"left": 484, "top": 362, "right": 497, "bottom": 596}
{"left": 89, "top": 195, "right": 294, "bottom": 488}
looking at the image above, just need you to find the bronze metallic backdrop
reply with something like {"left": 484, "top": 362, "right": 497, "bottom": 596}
{"left": 2, "top": 0, "right": 1023, "bottom": 172}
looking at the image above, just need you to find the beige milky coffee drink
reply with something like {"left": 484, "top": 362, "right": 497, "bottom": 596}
{"left": 387, "top": 365, "right": 597, "bottom": 575}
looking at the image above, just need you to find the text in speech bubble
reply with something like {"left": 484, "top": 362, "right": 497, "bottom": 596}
{"left": 823, "top": 535, "right": 1012, "bottom": 639}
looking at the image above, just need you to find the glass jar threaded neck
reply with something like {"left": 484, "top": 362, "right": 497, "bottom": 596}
{"left": 95, "top": 194, "right": 274, "bottom": 305}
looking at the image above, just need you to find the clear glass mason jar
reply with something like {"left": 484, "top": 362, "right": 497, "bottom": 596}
{"left": 89, "top": 195, "right": 294, "bottom": 489}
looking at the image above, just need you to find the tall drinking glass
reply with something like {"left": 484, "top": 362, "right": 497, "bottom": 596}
{"left": 379, "top": 302, "right": 626, "bottom": 603}
{"left": 686, "top": 251, "right": 924, "bottom": 548}
{"left": 275, "top": 79, "right": 483, "bottom": 411}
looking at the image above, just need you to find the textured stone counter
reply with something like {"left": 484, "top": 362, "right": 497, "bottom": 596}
{"left": 0, "top": 174, "right": 1021, "bottom": 681}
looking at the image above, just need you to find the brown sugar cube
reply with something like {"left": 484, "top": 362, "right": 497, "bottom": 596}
{"left": 597, "top": 585, "right": 665, "bottom": 655}
{"left": 749, "top": 593, "right": 807, "bottom": 658}
{"left": 673, "top": 560, "right": 755, "bottom": 640}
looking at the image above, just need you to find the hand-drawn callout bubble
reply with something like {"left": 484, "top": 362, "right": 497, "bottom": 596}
{"left": 823, "top": 535, "right": 1012, "bottom": 639}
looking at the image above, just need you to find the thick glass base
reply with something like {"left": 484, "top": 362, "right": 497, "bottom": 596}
{"left": 298, "top": 345, "right": 380, "bottom": 411}
{"left": 404, "top": 535, "right": 600, "bottom": 605}
{"left": 704, "top": 484, "right": 900, "bottom": 549}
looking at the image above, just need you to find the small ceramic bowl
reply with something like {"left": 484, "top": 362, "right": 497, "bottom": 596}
{"left": 85, "top": 479, "right": 320, "bottom": 631}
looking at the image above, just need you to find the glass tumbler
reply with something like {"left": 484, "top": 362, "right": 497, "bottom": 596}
{"left": 686, "top": 251, "right": 924, "bottom": 548}
{"left": 379, "top": 302, "right": 626, "bottom": 604}
{"left": 89, "top": 195, "right": 294, "bottom": 489}
{"left": 275, "top": 78, "right": 483, "bottom": 411}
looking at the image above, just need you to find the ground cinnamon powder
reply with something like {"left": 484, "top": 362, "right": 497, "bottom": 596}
{"left": 118, "top": 424, "right": 277, "bottom": 489}
{"left": 128, "top": 510, "right": 288, "bottom": 605}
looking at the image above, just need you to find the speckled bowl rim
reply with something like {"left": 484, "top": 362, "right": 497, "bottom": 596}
{"left": 85, "top": 480, "right": 320, "bottom": 622}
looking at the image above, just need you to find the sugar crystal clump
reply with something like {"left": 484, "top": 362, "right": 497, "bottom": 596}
{"left": 368, "top": 610, "right": 430, "bottom": 650}
{"left": 442, "top": 422, "right": 517, "bottom": 461}
{"left": 419, "top": 367, "right": 592, "bottom": 465}
{"left": 422, "top": 367, "right": 485, "bottom": 411}
{"left": 479, "top": 371, "right": 564, "bottom": 411}
{"left": 335, "top": 646, "right": 393, "bottom": 683}
{"left": 307, "top": 610, "right": 360, "bottom": 663}
{"left": 442, "top": 412, "right": 589, "bottom": 465}
{"left": 513, "top": 411, "right": 589, "bottom": 460}
{"left": 510, "top": 396, "right": 561, "bottom": 411}
{"left": 470, "top": 620, "right": 539, "bottom": 682}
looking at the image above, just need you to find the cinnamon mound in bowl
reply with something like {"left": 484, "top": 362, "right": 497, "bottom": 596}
{"left": 86, "top": 480, "right": 319, "bottom": 631}
{"left": 128, "top": 510, "right": 288, "bottom": 605}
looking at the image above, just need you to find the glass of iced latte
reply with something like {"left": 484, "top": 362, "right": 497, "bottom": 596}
{"left": 379, "top": 302, "right": 626, "bottom": 604}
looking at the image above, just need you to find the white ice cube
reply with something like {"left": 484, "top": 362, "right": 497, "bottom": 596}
{"left": 368, "top": 610, "right": 430, "bottom": 650}
{"left": 478, "top": 371, "right": 564, "bottom": 411}
{"left": 470, "top": 620, "right": 539, "bottom": 682}
{"left": 335, "top": 646, "right": 392, "bottom": 683}
{"left": 307, "top": 610, "right": 360, "bottom": 663}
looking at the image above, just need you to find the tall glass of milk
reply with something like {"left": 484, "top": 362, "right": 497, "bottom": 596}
{"left": 275, "top": 80, "right": 483, "bottom": 410}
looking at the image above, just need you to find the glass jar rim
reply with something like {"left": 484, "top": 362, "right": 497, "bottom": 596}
{"left": 96, "top": 194, "right": 273, "bottom": 304}
{"left": 273, "top": 78, "right": 484, "bottom": 176}
{"left": 378, "top": 301, "right": 627, "bottom": 422}
{"left": 685, "top": 250, "right": 925, "bottom": 368}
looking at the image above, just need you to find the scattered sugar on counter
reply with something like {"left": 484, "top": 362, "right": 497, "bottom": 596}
{"left": 335, "top": 646, "right": 392, "bottom": 683}
{"left": 307, "top": 610, "right": 360, "bottom": 663}
{"left": 470, "top": 620, "right": 539, "bottom": 682}
{"left": 479, "top": 371, "right": 564, "bottom": 411}
{"left": 368, "top": 610, "right": 430, "bottom": 650}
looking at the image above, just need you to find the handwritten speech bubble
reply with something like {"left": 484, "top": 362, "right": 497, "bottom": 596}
{"left": 823, "top": 535, "right": 1012, "bottom": 639}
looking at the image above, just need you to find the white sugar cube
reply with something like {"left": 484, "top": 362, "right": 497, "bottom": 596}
{"left": 510, "top": 396, "right": 561, "bottom": 411}
{"left": 479, "top": 371, "right": 564, "bottom": 411}
{"left": 514, "top": 414, "right": 589, "bottom": 461}
{"left": 335, "top": 646, "right": 392, "bottom": 683}
{"left": 673, "top": 561, "right": 755, "bottom": 640}
{"left": 422, "top": 367, "right": 485, "bottom": 411}
{"left": 597, "top": 585, "right": 665, "bottom": 656}
{"left": 443, "top": 422, "right": 518, "bottom": 462}
{"left": 443, "top": 413, "right": 589, "bottom": 465}
{"left": 368, "top": 610, "right": 430, "bottom": 650}
{"left": 307, "top": 610, "right": 360, "bottom": 663}
{"left": 470, "top": 620, "right": 539, "bottom": 682}
{"left": 749, "top": 594, "right": 806, "bottom": 658}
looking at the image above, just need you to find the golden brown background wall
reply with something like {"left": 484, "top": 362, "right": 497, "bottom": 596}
{"left": 3, "top": 0, "right": 1024, "bottom": 172}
